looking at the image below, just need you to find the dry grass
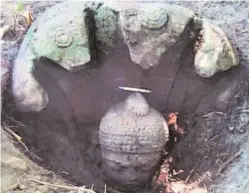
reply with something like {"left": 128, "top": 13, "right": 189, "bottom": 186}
{"left": 29, "top": 179, "right": 102, "bottom": 193}
{"left": 211, "top": 139, "right": 249, "bottom": 193}
{"left": 211, "top": 94, "right": 249, "bottom": 193}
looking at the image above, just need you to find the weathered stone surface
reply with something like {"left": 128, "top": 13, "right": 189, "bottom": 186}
{"left": 119, "top": 4, "right": 197, "bottom": 69}
{"left": 139, "top": 6, "right": 168, "bottom": 30}
{"left": 31, "top": 2, "right": 95, "bottom": 71}
{"left": 13, "top": 1, "right": 239, "bottom": 113}
{"left": 99, "top": 93, "right": 169, "bottom": 191}
{"left": 11, "top": 1, "right": 101, "bottom": 112}
{"left": 11, "top": 48, "right": 49, "bottom": 112}
{"left": 94, "top": 5, "right": 118, "bottom": 48}
{"left": 12, "top": 55, "right": 49, "bottom": 112}
{"left": 194, "top": 21, "right": 239, "bottom": 78}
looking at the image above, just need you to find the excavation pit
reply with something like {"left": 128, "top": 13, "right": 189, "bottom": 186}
{"left": 1, "top": 1, "right": 249, "bottom": 193}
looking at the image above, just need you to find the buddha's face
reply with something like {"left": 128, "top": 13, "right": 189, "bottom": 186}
{"left": 101, "top": 150, "right": 162, "bottom": 191}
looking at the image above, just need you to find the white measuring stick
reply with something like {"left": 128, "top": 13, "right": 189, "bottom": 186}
{"left": 118, "top": 86, "right": 152, "bottom": 93}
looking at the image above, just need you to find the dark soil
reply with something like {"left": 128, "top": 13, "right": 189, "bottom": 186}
{"left": 1, "top": 1, "right": 249, "bottom": 193}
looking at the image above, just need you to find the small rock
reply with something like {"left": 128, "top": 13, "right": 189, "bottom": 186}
{"left": 228, "top": 125, "right": 235, "bottom": 131}
{"left": 18, "top": 184, "right": 27, "bottom": 190}
{"left": 194, "top": 21, "right": 239, "bottom": 78}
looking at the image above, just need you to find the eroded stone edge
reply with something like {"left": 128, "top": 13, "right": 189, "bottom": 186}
{"left": 12, "top": 2, "right": 240, "bottom": 112}
{"left": 194, "top": 20, "right": 240, "bottom": 78}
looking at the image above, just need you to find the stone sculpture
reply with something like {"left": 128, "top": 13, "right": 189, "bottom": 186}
{"left": 194, "top": 21, "right": 239, "bottom": 78}
{"left": 119, "top": 4, "right": 199, "bottom": 69}
{"left": 12, "top": 1, "right": 240, "bottom": 113}
{"left": 12, "top": 2, "right": 100, "bottom": 112}
{"left": 99, "top": 93, "right": 169, "bottom": 191}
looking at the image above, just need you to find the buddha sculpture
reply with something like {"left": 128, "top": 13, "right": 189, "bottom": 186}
{"left": 99, "top": 92, "right": 169, "bottom": 191}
